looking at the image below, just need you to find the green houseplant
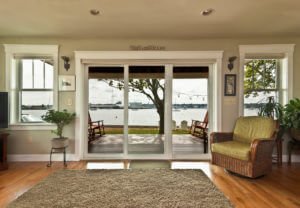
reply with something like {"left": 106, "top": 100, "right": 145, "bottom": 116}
{"left": 42, "top": 109, "right": 76, "bottom": 148}
{"left": 42, "top": 109, "right": 76, "bottom": 139}
{"left": 282, "top": 98, "right": 300, "bottom": 140}
{"left": 257, "top": 96, "right": 283, "bottom": 121}
{"left": 257, "top": 96, "right": 285, "bottom": 145}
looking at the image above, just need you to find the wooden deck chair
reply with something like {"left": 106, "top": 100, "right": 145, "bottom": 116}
{"left": 190, "top": 111, "right": 209, "bottom": 153}
{"left": 88, "top": 112, "right": 105, "bottom": 143}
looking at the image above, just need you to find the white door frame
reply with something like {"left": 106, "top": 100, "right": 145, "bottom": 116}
{"left": 74, "top": 51, "right": 223, "bottom": 160}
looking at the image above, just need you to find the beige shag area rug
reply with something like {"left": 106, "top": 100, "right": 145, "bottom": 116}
{"left": 8, "top": 169, "right": 232, "bottom": 208}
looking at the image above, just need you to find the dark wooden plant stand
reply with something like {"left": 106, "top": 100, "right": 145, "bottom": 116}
{"left": 47, "top": 138, "right": 69, "bottom": 167}
{"left": 0, "top": 133, "right": 9, "bottom": 170}
{"left": 273, "top": 137, "right": 283, "bottom": 165}
{"left": 288, "top": 138, "right": 300, "bottom": 165}
{"left": 47, "top": 146, "right": 68, "bottom": 167}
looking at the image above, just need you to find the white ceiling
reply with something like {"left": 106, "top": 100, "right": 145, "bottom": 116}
{"left": 0, "top": 0, "right": 300, "bottom": 38}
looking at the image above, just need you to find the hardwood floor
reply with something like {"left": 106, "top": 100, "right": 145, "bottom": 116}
{"left": 0, "top": 161, "right": 299, "bottom": 208}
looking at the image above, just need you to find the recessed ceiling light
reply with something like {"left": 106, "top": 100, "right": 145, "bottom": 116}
{"left": 90, "top": 9, "right": 100, "bottom": 16}
{"left": 201, "top": 8, "right": 214, "bottom": 16}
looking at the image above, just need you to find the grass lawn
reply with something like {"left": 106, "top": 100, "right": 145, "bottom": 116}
{"left": 105, "top": 127, "right": 190, "bottom": 134}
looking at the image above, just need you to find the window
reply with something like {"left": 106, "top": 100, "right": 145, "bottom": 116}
{"left": 244, "top": 59, "right": 280, "bottom": 116}
{"left": 4, "top": 44, "right": 58, "bottom": 129}
{"left": 19, "top": 59, "right": 54, "bottom": 123}
{"left": 239, "top": 44, "right": 295, "bottom": 117}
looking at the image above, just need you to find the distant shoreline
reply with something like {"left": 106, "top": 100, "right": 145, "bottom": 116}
{"left": 22, "top": 103, "right": 262, "bottom": 110}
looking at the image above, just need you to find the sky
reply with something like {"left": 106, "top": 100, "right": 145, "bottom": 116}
{"left": 21, "top": 59, "right": 271, "bottom": 107}
{"left": 89, "top": 79, "right": 208, "bottom": 105}
{"left": 22, "top": 60, "right": 53, "bottom": 105}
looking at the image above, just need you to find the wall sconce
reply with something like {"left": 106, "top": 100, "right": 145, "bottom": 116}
{"left": 227, "top": 56, "right": 237, "bottom": 71}
{"left": 61, "top": 56, "right": 70, "bottom": 71}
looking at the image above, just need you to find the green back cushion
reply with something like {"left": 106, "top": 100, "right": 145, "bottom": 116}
{"left": 233, "top": 116, "right": 276, "bottom": 143}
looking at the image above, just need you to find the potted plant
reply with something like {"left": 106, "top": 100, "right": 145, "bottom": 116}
{"left": 257, "top": 96, "right": 283, "bottom": 121}
{"left": 256, "top": 96, "right": 285, "bottom": 141}
{"left": 282, "top": 98, "right": 300, "bottom": 140}
{"left": 42, "top": 109, "right": 76, "bottom": 148}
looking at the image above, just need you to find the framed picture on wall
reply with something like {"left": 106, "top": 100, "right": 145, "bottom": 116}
{"left": 224, "top": 74, "right": 236, "bottom": 96}
{"left": 59, "top": 75, "right": 76, "bottom": 91}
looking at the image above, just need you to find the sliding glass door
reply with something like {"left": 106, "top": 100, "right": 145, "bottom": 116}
{"left": 88, "top": 67, "right": 124, "bottom": 154}
{"left": 86, "top": 64, "right": 210, "bottom": 159}
{"left": 128, "top": 66, "right": 165, "bottom": 155}
{"left": 172, "top": 66, "right": 209, "bottom": 156}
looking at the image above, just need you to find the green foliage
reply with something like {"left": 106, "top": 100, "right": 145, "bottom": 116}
{"left": 42, "top": 109, "right": 76, "bottom": 138}
{"left": 108, "top": 78, "right": 164, "bottom": 102}
{"left": 244, "top": 60, "right": 277, "bottom": 98}
{"left": 257, "top": 96, "right": 283, "bottom": 122}
{"left": 282, "top": 98, "right": 300, "bottom": 129}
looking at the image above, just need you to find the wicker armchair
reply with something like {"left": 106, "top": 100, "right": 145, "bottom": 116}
{"left": 211, "top": 116, "right": 278, "bottom": 178}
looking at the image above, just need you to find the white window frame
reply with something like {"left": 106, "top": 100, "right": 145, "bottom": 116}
{"left": 74, "top": 51, "right": 223, "bottom": 160}
{"left": 4, "top": 44, "right": 59, "bottom": 130}
{"left": 239, "top": 44, "right": 295, "bottom": 116}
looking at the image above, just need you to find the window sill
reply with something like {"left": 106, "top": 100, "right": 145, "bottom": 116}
{"left": 9, "top": 123, "right": 56, "bottom": 131}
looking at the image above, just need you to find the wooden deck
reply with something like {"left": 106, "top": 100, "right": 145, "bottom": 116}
{"left": 88, "top": 134, "right": 205, "bottom": 154}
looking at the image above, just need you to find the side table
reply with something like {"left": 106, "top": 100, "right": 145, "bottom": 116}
{"left": 288, "top": 138, "right": 300, "bottom": 165}
{"left": 0, "top": 133, "right": 9, "bottom": 170}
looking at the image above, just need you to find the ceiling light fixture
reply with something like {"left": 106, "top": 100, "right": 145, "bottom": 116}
{"left": 90, "top": 9, "right": 100, "bottom": 16}
{"left": 201, "top": 8, "right": 214, "bottom": 16}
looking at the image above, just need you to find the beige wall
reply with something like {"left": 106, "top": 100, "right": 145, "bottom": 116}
{"left": 0, "top": 37, "right": 299, "bottom": 155}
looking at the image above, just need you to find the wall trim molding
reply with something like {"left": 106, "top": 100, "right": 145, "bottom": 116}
{"left": 280, "top": 155, "right": 300, "bottom": 163}
{"left": 7, "top": 154, "right": 300, "bottom": 163}
{"left": 8, "top": 154, "right": 80, "bottom": 162}
{"left": 75, "top": 50, "right": 224, "bottom": 160}
{"left": 9, "top": 124, "right": 56, "bottom": 131}
{"left": 3, "top": 44, "right": 59, "bottom": 125}
{"left": 238, "top": 44, "right": 295, "bottom": 116}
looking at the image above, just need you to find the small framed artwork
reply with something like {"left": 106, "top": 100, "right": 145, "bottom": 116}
{"left": 59, "top": 75, "right": 76, "bottom": 91}
{"left": 224, "top": 74, "right": 236, "bottom": 96}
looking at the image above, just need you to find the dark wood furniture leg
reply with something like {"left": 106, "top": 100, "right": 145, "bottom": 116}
{"left": 288, "top": 138, "right": 300, "bottom": 165}
{"left": 272, "top": 137, "right": 283, "bottom": 166}
{"left": 277, "top": 138, "right": 282, "bottom": 166}
{"left": 47, "top": 146, "right": 68, "bottom": 167}
{"left": 0, "top": 133, "right": 9, "bottom": 171}
{"left": 204, "top": 137, "right": 208, "bottom": 153}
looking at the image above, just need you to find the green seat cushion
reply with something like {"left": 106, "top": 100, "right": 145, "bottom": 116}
{"left": 211, "top": 141, "right": 251, "bottom": 161}
{"left": 233, "top": 116, "right": 276, "bottom": 144}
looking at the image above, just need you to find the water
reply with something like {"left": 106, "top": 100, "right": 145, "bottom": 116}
{"left": 24, "top": 108, "right": 258, "bottom": 126}
{"left": 90, "top": 108, "right": 207, "bottom": 126}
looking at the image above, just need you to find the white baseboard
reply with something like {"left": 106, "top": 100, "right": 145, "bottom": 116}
{"left": 7, "top": 154, "right": 300, "bottom": 162}
{"left": 8, "top": 154, "right": 80, "bottom": 162}
{"left": 281, "top": 155, "right": 300, "bottom": 163}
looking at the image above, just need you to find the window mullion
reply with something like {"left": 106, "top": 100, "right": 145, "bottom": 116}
{"left": 19, "top": 60, "right": 22, "bottom": 123}
{"left": 251, "top": 61, "right": 255, "bottom": 89}
{"left": 43, "top": 60, "right": 46, "bottom": 89}
{"left": 32, "top": 60, "right": 34, "bottom": 88}
{"left": 263, "top": 61, "right": 266, "bottom": 90}
{"left": 22, "top": 89, "right": 53, "bottom": 92}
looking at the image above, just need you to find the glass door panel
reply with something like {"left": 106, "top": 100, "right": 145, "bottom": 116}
{"left": 88, "top": 66, "right": 124, "bottom": 154}
{"left": 128, "top": 66, "right": 165, "bottom": 154}
{"left": 172, "top": 66, "right": 209, "bottom": 155}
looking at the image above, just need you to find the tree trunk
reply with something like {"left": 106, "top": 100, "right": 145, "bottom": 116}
{"left": 157, "top": 105, "right": 164, "bottom": 134}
